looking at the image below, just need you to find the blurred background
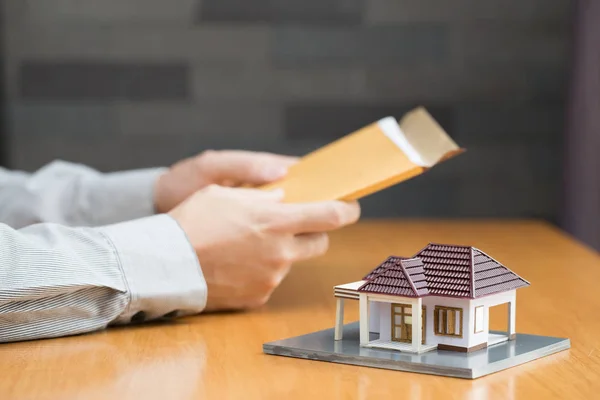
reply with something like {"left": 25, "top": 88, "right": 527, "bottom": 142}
{"left": 1, "top": 1, "right": 598, "bottom": 249}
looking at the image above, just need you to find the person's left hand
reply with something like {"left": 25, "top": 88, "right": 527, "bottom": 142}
{"left": 153, "top": 150, "right": 298, "bottom": 213}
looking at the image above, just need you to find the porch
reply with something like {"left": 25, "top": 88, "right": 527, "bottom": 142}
{"left": 363, "top": 339, "right": 437, "bottom": 354}
{"left": 359, "top": 293, "right": 426, "bottom": 353}
{"left": 488, "top": 333, "right": 509, "bottom": 346}
{"left": 333, "top": 281, "right": 428, "bottom": 353}
{"left": 333, "top": 280, "right": 364, "bottom": 341}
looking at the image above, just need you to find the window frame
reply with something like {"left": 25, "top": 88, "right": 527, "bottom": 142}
{"left": 474, "top": 306, "right": 484, "bottom": 333}
{"left": 434, "top": 305, "right": 463, "bottom": 338}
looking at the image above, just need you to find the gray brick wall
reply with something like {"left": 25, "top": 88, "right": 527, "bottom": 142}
{"left": 0, "top": 0, "right": 573, "bottom": 220}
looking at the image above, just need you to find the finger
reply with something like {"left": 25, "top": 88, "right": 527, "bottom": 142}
{"left": 292, "top": 232, "right": 330, "bottom": 261}
{"left": 210, "top": 185, "right": 285, "bottom": 202}
{"left": 271, "top": 200, "right": 361, "bottom": 233}
{"left": 197, "top": 150, "right": 298, "bottom": 185}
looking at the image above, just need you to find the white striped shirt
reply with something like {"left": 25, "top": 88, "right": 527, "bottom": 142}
{"left": 0, "top": 160, "right": 207, "bottom": 343}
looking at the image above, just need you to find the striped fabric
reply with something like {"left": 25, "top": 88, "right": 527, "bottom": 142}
{"left": 0, "top": 162, "right": 207, "bottom": 343}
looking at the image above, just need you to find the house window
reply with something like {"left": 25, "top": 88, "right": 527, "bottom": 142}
{"left": 474, "top": 306, "right": 484, "bottom": 333}
{"left": 391, "top": 304, "right": 426, "bottom": 344}
{"left": 434, "top": 306, "right": 463, "bottom": 337}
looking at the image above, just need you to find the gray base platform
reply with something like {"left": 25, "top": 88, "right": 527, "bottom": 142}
{"left": 263, "top": 322, "right": 570, "bottom": 379}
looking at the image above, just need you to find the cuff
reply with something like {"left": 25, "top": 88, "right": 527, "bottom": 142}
{"left": 84, "top": 167, "right": 167, "bottom": 226}
{"left": 98, "top": 214, "right": 207, "bottom": 324}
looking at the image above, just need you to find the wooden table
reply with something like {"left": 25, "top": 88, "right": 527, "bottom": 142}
{"left": 1, "top": 220, "right": 600, "bottom": 399}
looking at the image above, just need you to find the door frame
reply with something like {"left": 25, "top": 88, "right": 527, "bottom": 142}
{"left": 391, "top": 303, "right": 426, "bottom": 344}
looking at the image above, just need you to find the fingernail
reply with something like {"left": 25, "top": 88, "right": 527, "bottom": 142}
{"left": 262, "top": 166, "right": 288, "bottom": 180}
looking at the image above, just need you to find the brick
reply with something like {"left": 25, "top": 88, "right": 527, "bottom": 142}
{"left": 283, "top": 102, "right": 455, "bottom": 141}
{"left": 8, "top": 102, "right": 118, "bottom": 138}
{"left": 8, "top": 134, "right": 195, "bottom": 171}
{"left": 191, "top": 65, "right": 275, "bottom": 100}
{"left": 365, "top": 67, "right": 457, "bottom": 102}
{"left": 455, "top": 180, "right": 557, "bottom": 218}
{"left": 454, "top": 103, "right": 565, "bottom": 145}
{"left": 274, "top": 67, "right": 367, "bottom": 100}
{"left": 528, "top": 66, "right": 569, "bottom": 102}
{"left": 365, "top": 64, "right": 568, "bottom": 104}
{"left": 366, "top": 0, "right": 572, "bottom": 24}
{"left": 191, "top": 66, "right": 368, "bottom": 101}
{"left": 527, "top": 145, "right": 562, "bottom": 182}
{"left": 3, "top": 24, "right": 266, "bottom": 99}
{"left": 451, "top": 22, "right": 569, "bottom": 69}
{"left": 23, "top": 0, "right": 198, "bottom": 23}
{"left": 272, "top": 25, "right": 447, "bottom": 66}
{"left": 19, "top": 61, "right": 189, "bottom": 100}
{"left": 8, "top": 132, "right": 299, "bottom": 173}
{"left": 358, "top": 176, "right": 460, "bottom": 217}
{"left": 425, "top": 145, "right": 534, "bottom": 184}
{"left": 9, "top": 133, "right": 291, "bottom": 172}
{"left": 199, "top": 0, "right": 270, "bottom": 22}
{"left": 273, "top": 27, "right": 361, "bottom": 66}
{"left": 7, "top": 25, "right": 269, "bottom": 64}
{"left": 117, "top": 102, "right": 283, "bottom": 139}
{"left": 199, "top": 0, "right": 363, "bottom": 24}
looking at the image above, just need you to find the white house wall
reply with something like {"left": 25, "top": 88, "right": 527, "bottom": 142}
{"left": 363, "top": 290, "right": 517, "bottom": 350}
{"left": 369, "top": 301, "right": 380, "bottom": 333}
{"left": 468, "top": 290, "right": 516, "bottom": 348}
{"left": 422, "top": 296, "right": 471, "bottom": 348}
{"left": 377, "top": 302, "right": 392, "bottom": 341}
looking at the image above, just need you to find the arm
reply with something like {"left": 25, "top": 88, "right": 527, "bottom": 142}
{"left": 0, "top": 160, "right": 165, "bottom": 229}
{"left": 0, "top": 214, "right": 206, "bottom": 343}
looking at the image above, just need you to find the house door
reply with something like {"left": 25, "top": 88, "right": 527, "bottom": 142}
{"left": 391, "top": 304, "right": 425, "bottom": 344}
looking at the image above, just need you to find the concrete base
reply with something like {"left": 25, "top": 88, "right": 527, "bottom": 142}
{"left": 263, "top": 322, "right": 570, "bottom": 379}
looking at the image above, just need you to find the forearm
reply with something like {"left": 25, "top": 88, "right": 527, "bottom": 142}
{"left": 0, "top": 161, "right": 166, "bottom": 228}
{"left": 0, "top": 215, "right": 206, "bottom": 343}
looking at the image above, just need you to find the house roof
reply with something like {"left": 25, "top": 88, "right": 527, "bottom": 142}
{"left": 358, "top": 258, "right": 430, "bottom": 297}
{"left": 357, "top": 243, "right": 530, "bottom": 299}
{"left": 414, "top": 244, "right": 472, "bottom": 297}
{"left": 361, "top": 256, "right": 405, "bottom": 280}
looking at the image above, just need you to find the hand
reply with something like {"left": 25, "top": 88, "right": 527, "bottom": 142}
{"left": 168, "top": 185, "right": 361, "bottom": 311}
{"left": 154, "top": 150, "right": 298, "bottom": 214}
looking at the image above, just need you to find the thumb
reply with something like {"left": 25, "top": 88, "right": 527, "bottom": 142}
{"left": 200, "top": 150, "right": 298, "bottom": 185}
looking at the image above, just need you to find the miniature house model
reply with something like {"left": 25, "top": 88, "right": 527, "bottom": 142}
{"left": 333, "top": 243, "right": 530, "bottom": 354}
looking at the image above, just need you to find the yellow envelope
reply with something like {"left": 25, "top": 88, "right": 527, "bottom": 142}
{"left": 259, "top": 107, "right": 465, "bottom": 202}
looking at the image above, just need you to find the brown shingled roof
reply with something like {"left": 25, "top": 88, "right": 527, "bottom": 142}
{"left": 361, "top": 255, "right": 406, "bottom": 280}
{"left": 358, "top": 258, "right": 429, "bottom": 297}
{"left": 471, "top": 248, "right": 530, "bottom": 297}
{"left": 358, "top": 243, "right": 530, "bottom": 299}
{"left": 414, "top": 244, "right": 473, "bottom": 298}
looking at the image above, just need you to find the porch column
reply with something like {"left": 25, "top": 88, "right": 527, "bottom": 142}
{"left": 359, "top": 293, "right": 369, "bottom": 345}
{"left": 508, "top": 296, "right": 516, "bottom": 340}
{"left": 411, "top": 297, "right": 422, "bottom": 353}
{"left": 334, "top": 297, "right": 345, "bottom": 340}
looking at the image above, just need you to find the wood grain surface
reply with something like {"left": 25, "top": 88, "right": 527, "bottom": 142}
{"left": 1, "top": 220, "right": 599, "bottom": 400}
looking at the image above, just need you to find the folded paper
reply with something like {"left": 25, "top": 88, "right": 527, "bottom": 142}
{"left": 259, "top": 107, "right": 465, "bottom": 202}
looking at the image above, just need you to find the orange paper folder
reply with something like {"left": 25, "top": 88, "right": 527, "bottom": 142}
{"left": 259, "top": 107, "right": 465, "bottom": 202}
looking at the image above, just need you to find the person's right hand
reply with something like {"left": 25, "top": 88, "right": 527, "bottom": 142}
{"left": 168, "top": 185, "right": 361, "bottom": 311}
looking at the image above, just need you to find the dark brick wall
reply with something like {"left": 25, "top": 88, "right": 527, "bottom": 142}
{"left": 0, "top": 0, "right": 573, "bottom": 219}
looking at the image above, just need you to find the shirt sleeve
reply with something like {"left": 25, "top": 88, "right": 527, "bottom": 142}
{"left": 0, "top": 160, "right": 167, "bottom": 229}
{"left": 0, "top": 214, "right": 207, "bottom": 343}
